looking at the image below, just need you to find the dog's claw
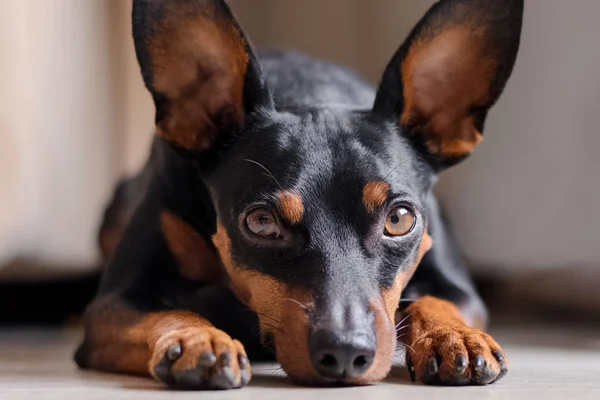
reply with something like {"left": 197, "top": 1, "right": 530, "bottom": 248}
{"left": 238, "top": 354, "right": 248, "bottom": 369}
{"left": 473, "top": 354, "right": 485, "bottom": 372}
{"left": 492, "top": 350, "right": 504, "bottom": 362}
{"left": 240, "top": 369, "right": 251, "bottom": 386}
{"left": 455, "top": 354, "right": 468, "bottom": 372}
{"left": 219, "top": 352, "right": 231, "bottom": 367}
{"left": 406, "top": 354, "right": 416, "bottom": 382}
{"left": 426, "top": 356, "right": 439, "bottom": 375}
{"left": 492, "top": 351, "right": 508, "bottom": 383}
{"left": 212, "top": 366, "right": 236, "bottom": 390}
{"left": 167, "top": 344, "right": 182, "bottom": 361}
{"left": 198, "top": 351, "right": 217, "bottom": 368}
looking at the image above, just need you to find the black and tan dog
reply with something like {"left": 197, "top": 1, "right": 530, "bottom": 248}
{"left": 76, "top": 0, "right": 524, "bottom": 389}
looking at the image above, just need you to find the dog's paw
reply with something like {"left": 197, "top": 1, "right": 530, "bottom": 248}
{"left": 150, "top": 327, "right": 251, "bottom": 390}
{"left": 405, "top": 325, "right": 508, "bottom": 386}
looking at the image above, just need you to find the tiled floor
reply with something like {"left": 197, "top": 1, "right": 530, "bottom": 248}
{"left": 1, "top": 322, "right": 599, "bottom": 400}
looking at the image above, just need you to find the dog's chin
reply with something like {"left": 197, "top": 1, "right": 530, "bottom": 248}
{"left": 275, "top": 352, "right": 392, "bottom": 387}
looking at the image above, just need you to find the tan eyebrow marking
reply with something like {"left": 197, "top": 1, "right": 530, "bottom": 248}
{"left": 363, "top": 181, "right": 390, "bottom": 213}
{"left": 277, "top": 191, "right": 305, "bottom": 225}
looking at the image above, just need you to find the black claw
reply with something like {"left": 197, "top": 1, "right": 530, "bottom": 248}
{"left": 496, "top": 365, "right": 508, "bottom": 381}
{"left": 211, "top": 366, "right": 236, "bottom": 390}
{"left": 473, "top": 355, "right": 486, "bottom": 372}
{"left": 219, "top": 352, "right": 232, "bottom": 367}
{"left": 406, "top": 354, "right": 416, "bottom": 382}
{"left": 492, "top": 351, "right": 504, "bottom": 362}
{"left": 421, "top": 356, "right": 441, "bottom": 385}
{"left": 454, "top": 354, "right": 468, "bottom": 372}
{"left": 240, "top": 369, "right": 251, "bottom": 386}
{"left": 154, "top": 347, "right": 179, "bottom": 385}
{"left": 167, "top": 344, "right": 182, "bottom": 361}
{"left": 198, "top": 351, "right": 217, "bottom": 368}
{"left": 426, "top": 356, "right": 439, "bottom": 375}
{"left": 490, "top": 350, "right": 508, "bottom": 383}
{"left": 238, "top": 354, "right": 248, "bottom": 369}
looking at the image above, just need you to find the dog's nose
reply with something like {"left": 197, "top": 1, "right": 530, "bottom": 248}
{"left": 309, "top": 330, "right": 376, "bottom": 379}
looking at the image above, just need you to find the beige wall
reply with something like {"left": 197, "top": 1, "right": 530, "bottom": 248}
{"left": 0, "top": 0, "right": 119, "bottom": 274}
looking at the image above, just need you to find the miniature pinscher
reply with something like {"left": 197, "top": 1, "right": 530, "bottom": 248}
{"left": 75, "top": 0, "right": 524, "bottom": 389}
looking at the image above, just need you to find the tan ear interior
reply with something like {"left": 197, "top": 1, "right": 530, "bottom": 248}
{"left": 148, "top": 4, "right": 249, "bottom": 151}
{"left": 401, "top": 25, "right": 497, "bottom": 158}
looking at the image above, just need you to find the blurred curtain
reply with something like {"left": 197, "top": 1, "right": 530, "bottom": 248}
{"left": 1, "top": 0, "right": 599, "bottom": 310}
{"left": 0, "top": 0, "right": 154, "bottom": 278}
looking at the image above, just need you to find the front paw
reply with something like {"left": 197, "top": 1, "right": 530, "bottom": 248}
{"left": 406, "top": 325, "right": 508, "bottom": 386}
{"left": 150, "top": 327, "right": 251, "bottom": 390}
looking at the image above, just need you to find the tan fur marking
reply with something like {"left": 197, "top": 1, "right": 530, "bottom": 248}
{"left": 126, "top": 311, "right": 211, "bottom": 349}
{"left": 83, "top": 303, "right": 210, "bottom": 376}
{"left": 358, "top": 230, "right": 432, "bottom": 384}
{"left": 350, "top": 299, "right": 396, "bottom": 385}
{"left": 150, "top": 5, "right": 249, "bottom": 151}
{"left": 99, "top": 224, "right": 125, "bottom": 263}
{"left": 277, "top": 191, "right": 305, "bottom": 225}
{"left": 401, "top": 25, "right": 496, "bottom": 158}
{"left": 382, "top": 229, "right": 433, "bottom": 323}
{"left": 363, "top": 181, "right": 390, "bottom": 213}
{"left": 161, "top": 211, "right": 222, "bottom": 282}
{"left": 211, "top": 223, "right": 315, "bottom": 381}
{"left": 272, "top": 287, "right": 315, "bottom": 384}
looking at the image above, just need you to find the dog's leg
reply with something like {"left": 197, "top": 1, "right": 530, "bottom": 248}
{"left": 75, "top": 296, "right": 251, "bottom": 390}
{"left": 77, "top": 147, "right": 252, "bottom": 390}
{"left": 401, "top": 196, "right": 508, "bottom": 385}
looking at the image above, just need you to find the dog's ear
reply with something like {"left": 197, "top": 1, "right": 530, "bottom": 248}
{"left": 132, "top": 0, "right": 273, "bottom": 153}
{"left": 373, "top": 0, "right": 523, "bottom": 169}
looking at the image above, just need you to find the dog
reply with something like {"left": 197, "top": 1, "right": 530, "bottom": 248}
{"left": 75, "top": 0, "right": 524, "bottom": 389}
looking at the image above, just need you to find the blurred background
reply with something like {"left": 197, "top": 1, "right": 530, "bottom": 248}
{"left": 1, "top": 0, "right": 599, "bottom": 325}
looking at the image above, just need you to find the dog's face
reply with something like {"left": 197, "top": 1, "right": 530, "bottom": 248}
{"left": 133, "top": 0, "right": 522, "bottom": 385}
{"left": 207, "top": 110, "right": 434, "bottom": 383}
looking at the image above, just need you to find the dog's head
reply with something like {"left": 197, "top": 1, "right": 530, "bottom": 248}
{"left": 132, "top": 0, "right": 523, "bottom": 385}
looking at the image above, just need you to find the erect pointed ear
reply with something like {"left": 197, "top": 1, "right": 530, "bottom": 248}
{"left": 373, "top": 0, "right": 524, "bottom": 169}
{"left": 132, "top": 0, "right": 273, "bottom": 153}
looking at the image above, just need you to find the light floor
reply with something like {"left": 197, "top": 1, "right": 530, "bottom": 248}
{"left": 1, "top": 322, "right": 599, "bottom": 400}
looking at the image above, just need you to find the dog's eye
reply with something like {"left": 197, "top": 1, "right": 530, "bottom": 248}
{"left": 246, "top": 209, "right": 281, "bottom": 239}
{"left": 385, "top": 206, "right": 416, "bottom": 237}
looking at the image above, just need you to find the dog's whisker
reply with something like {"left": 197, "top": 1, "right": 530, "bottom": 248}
{"left": 382, "top": 160, "right": 411, "bottom": 182}
{"left": 256, "top": 365, "right": 285, "bottom": 376}
{"left": 398, "top": 298, "right": 418, "bottom": 303}
{"left": 258, "top": 322, "right": 283, "bottom": 334}
{"left": 395, "top": 313, "right": 411, "bottom": 330}
{"left": 284, "top": 298, "right": 308, "bottom": 310}
{"left": 399, "top": 342, "right": 416, "bottom": 354}
{"left": 255, "top": 311, "right": 282, "bottom": 324}
{"left": 396, "top": 324, "right": 411, "bottom": 333}
{"left": 244, "top": 159, "right": 281, "bottom": 188}
{"left": 395, "top": 347, "right": 407, "bottom": 355}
